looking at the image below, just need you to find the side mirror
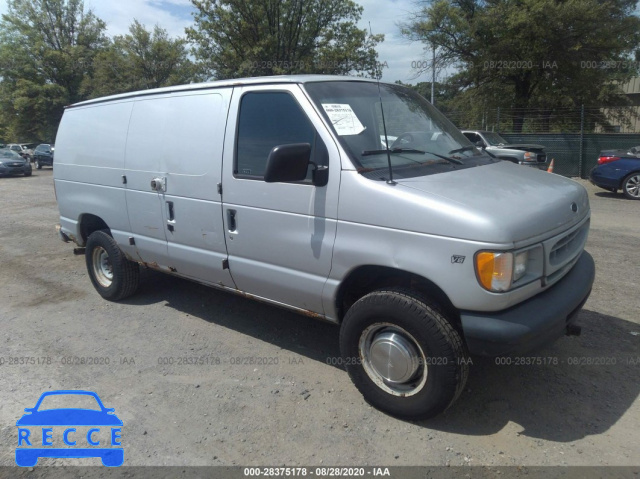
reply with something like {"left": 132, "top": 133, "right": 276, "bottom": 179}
{"left": 475, "top": 141, "right": 485, "bottom": 149}
{"left": 264, "top": 143, "right": 311, "bottom": 183}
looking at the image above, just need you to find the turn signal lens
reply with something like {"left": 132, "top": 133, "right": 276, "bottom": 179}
{"left": 475, "top": 252, "right": 513, "bottom": 292}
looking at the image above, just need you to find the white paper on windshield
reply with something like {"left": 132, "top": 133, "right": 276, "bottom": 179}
{"left": 321, "top": 104, "right": 366, "bottom": 136}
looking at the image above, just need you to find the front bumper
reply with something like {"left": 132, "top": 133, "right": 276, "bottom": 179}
{"left": 460, "top": 250, "right": 595, "bottom": 356}
{"left": 0, "top": 165, "right": 31, "bottom": 175}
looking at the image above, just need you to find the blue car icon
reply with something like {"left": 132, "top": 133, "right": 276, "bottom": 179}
{"left": 16, "top": 390, "right": 123, "bottom": 467}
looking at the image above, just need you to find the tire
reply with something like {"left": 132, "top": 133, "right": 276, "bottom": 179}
{"left": 340, "top": 288, "right": 469, "bottom": 420}
{"left": 24, "top": 170, "right": 32, "bottom": 177}
{"left": 622, "top": 172, "right": 640, "bottom": 200}
{"left": 35, "top": 159, "right": 42, "bottom": 169}
{"left": 85, "top": 230, "right": 139, "bottom": 300}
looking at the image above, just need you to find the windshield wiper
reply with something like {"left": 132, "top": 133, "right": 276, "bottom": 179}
{"left": 448, "top": 145, "right": 476, "bottom": 154}
{"left": 361, "top": 148, "right": 463, "bottom": 165}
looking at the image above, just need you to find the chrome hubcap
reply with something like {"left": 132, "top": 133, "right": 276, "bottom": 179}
{"left": 359, "top": 323, "right": 428, "bottom": 396}
{"left": 626, "top": 175, "right": 640, "bottom": 198}
{"left": 92, "top": 246, "right": 113, "bottom": 288}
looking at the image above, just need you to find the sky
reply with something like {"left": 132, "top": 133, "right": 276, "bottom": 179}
{"left": 0, "top": 0, "right": 432, "bottom": 84}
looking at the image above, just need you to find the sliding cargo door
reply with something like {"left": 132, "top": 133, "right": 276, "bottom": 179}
{"left": 124, "top": 90, "right": 235, "bottom": 286}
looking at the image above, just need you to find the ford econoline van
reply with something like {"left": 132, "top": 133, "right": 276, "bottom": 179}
{"left": 54, "top": 75, "right": 595, "bottom": 419}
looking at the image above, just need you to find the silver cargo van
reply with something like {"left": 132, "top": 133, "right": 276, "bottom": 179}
{"left": 54, "top": 75, "right": 595, "bottom": 419}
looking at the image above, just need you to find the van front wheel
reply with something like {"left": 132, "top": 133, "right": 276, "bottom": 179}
{"left": 85, "top": 230, "right": 139, "bottom": 300}
{"left": 339, "top": 288, "right": 468, "bottom": 419}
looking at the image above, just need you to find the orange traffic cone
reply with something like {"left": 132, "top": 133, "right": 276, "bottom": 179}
{"left": 547, "top": 158, "right": 555, "bottom": 173}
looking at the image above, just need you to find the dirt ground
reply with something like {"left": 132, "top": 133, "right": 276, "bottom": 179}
{"left": 0, "top": 169, "right": 638, "bottom": 470}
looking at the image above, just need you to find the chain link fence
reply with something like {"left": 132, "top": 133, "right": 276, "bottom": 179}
{"left": 448, "top": 105, "right": 640, "bottom": 178}
{"left": 448, "top": 105, "right": 640, "bottom": 135}
{"left": 500, "top": 133, "right": 640, "bottom": 177}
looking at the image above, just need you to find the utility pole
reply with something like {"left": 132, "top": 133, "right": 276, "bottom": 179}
{"left": 579, "top": 104, "right": 585, "bottom": 178}
{"left": 431, "top": 43, "right": 435, "bottom": 105}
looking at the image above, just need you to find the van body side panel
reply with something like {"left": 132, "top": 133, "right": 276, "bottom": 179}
{"left": 158, "top": 90, "right": 235, "bottom": 286}
{"left": 221, "top": 84, "right": 341, "bottom": 314}
{"left": 124, "top": 96, "right": 172, "bottom": 266}
{"left": 123, "top": 90, "right": 235, "bottom": 286}
{"left": 54, "top": 101, "right": 134, "bottom": 251}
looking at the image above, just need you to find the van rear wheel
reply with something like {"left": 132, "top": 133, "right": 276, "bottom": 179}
{"left": 85, "top": 230, "right": 139, "bottom": 300}
{"left": 339, "top": 288, "right": 468, "bottom": 419}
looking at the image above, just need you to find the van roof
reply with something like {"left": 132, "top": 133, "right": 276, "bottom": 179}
{"left": 69, "top": 75, "right": 382, "bottom": 108}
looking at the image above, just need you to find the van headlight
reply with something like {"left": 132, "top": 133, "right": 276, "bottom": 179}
{"left": 475, "top": 247, "right": 542, "bottom": 292}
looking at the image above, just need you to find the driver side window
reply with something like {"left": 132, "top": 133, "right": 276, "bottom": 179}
{"left": 235, "top": 91, "right": 320, "bottom": 181}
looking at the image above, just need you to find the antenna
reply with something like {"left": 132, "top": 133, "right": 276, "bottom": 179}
{"left": 369, "top": 21, "right": 395, "bottom": 185}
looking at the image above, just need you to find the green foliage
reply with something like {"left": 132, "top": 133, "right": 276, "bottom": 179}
{"left": 403, "top": 0, "right": 640, "bottom": 132}
{"left": 83, "top": 21, "right": 199, "bottom": 99}
{"left": 0, "top": 0, "right": 384, "bottom": 142}
{"left": 0, "top": 0, "right": 108, "bottom": 141}
{"left": 186, "top": 0, "right": 383, "bottom": 79}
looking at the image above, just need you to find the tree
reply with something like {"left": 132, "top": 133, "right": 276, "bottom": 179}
{"left": 84, "top": 20, "right": 199, "bottom": 99}
{"left": 396, "top": 80, "right": 459, "bottom": 112}
{"left": 186, "top": 0, "right": 383, "bottom": 80}
{"left": 0, "top": 0, "right": 108, "bottom": 140}
{"left": 403, "top": 0, "right": 640, "bottom": 132}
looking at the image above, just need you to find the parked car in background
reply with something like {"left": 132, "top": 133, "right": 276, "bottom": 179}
{"left": 33, "top": 144, "right": 54, "bottom": 169}
{"left": 589, "top": 146, "right": 640, "bottom": 200}
{"left": 7, "top": 143, "right": 34, "bottom": 161}
{"left": 0, "top": 148, "right": 32, "bottom": 176}
{"left": 461, "top": 130, "right": 548, "bottom": 169}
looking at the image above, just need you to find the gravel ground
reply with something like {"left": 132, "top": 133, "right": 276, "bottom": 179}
{"left": 0, "top": 169, "right": 638, "bottom": 470}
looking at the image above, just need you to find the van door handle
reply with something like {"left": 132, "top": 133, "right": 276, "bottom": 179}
{"left": 166, "top": 201, "right": 175, "bottom": 232}
{"left": 227, "top": 209, "right": 237, "bottom": 232}
{"left": 151, "top": 177, "right": 166, "bottom": 192}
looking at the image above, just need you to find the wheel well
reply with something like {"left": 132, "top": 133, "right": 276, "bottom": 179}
{"left": 335, "top": 266, "right": 460, "bottom": 329}
{"left": 79, "top": 214, "right": 110, "bottom": 243}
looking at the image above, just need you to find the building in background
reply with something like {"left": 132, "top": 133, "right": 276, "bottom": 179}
{"left": 599, "top": 77, "right": 640, "bottom": 133}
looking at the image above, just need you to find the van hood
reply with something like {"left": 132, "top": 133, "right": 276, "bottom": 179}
{"left": 395, "top": 161, "right": 589, "bottom": 244}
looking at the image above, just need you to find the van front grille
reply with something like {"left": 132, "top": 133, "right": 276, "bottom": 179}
{"left": 549, "top": 222, "right": 589, "bottom": 267}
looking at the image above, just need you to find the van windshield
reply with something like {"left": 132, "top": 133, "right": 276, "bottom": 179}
{"left": 304, "top": 81, "right": 495, "bottom": 180}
